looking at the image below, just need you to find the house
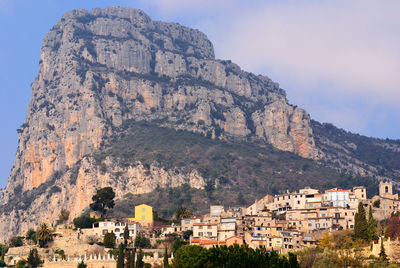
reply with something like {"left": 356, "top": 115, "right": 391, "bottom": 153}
{"left": 218, "top": 218, "right": 236, "bottom": 241}
{"left": 193, "top": 223, "right": 218, "bottom": 240}
{"left": 225, "top": 236, "right": 244, "bottom": 247}
{"left": 91, "top": 220, "right": 141, "bottom": 240}
{"left": 126, "top": 204, "right": 154, "bottom": 227}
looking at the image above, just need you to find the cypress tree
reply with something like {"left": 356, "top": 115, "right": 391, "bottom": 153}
{"left": 136, "top": 249, "right": 144, "bottom": 268}
{"left": 367, "top": 206, "right": 378, "bottom": 241}
{"left": 163, "top": 247, "right": 168, "bottom": 268}
{"left": 124, "top": 225, "right": 130, "bottom": 247}
{"left": 117, "top": 243, "right": 125, "bottom": 268}
{"left": 379, "top": 238, "right": 388, "bottom": 262}
{"left": 27, "top": 248, "right": 41, "bottom": 268}
{"left": 354, "top": 202, "right": 368, "bottom": 240}
{"left": 129, "top": 250, "right": 135, "bottom": 268}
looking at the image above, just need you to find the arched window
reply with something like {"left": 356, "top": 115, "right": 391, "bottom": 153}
{"left": 115, "top": 228, "right": 120, "bottom": 232}
{"left": 385, "top": 186, "right": 389, "bottom": 193}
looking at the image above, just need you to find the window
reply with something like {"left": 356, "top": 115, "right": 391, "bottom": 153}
{"left": 102, "top": 230, "right": 108, "bottom": 235}
{"left": 115, "top": 228, "right": 120, "bottom": 232}
{"left": 142, "top": 215, "right": 145, "bottom": 220}
{"left": 207, "top": 232, "right": 212, "bottom": 236}
{"left": 199, "top": 232, "right": 203, "bottom": 236}
{"left": 142, "top": 207, "right": 146, "bottom": 212}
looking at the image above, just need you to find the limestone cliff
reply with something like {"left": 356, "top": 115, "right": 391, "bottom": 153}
{"left": 2, "top": 7, "right": 318, "bottom": 200}
{"left": 1, "top": 7, "right": 398, "bottom": 241}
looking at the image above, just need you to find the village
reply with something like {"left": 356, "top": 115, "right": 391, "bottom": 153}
{"left": 2, "top": 181, "right": 400, "bottom": 267}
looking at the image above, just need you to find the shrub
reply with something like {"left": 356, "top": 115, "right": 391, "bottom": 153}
{"left": 10, "top": 237, "right": 23, "bottom": 247}
{"left": 104, "top": 232, "right": 116, "bottom": 248}
{"left": 134, "top": 233, "right": 151, "bottom": 249}
{"left": 73, "top": 214, "right": 96, "bottom": 229}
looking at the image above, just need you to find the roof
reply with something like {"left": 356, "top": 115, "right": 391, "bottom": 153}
{"left": 193, "top": 223, "right": 218, "bottom": 226}
{"left": 191, "top": 239, "right": 226, "bottom": 245}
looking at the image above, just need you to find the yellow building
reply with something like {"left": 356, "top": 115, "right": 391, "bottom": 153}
{"left": 127, "top": 204, "right": 153, "bottom": 227}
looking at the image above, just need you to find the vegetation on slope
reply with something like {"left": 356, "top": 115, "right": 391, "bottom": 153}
{"left": 312, "top": 120, "right": 400, "bottom": 180}
{"left": 94, "top": 120, "right": 379, "bottom": 218}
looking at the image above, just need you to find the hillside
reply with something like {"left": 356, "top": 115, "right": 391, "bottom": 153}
{"left": 0, "top": 6, "right": 397, "bottom": 241}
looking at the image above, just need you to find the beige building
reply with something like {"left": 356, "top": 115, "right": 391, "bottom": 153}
{"left": 193, "top": 223, "right": 218, "bottom": 240}
{"left": 218, "top": 218, "right": 236, "bottom": 241}
{"left": 91, "top": 220, "right": 140, "bottom": 240}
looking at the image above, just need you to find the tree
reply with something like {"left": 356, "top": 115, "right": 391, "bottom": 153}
{"left": 367, "top": 206, "right": 378, "bottom": 241}
{"left": 103, "top": 232, "right": 116, "bottom": 248}
{"left": 116, "top": 243, "right": 125, "bottom": 268}
{"left": 73, "top": 214, "right": 96, "bottom": 229}
{"left": 385, "top": 215, "right": 400, "bottom": 239}
{"left": 134, "top": 233, "right": 151, "bottom": 249}
{"left": 163, "top": 247, "right": 168, "bottom": 268}
{"left": 27, "top": 248, "right": 41, "bottom": 268}
{"left": 26, "top": 229, "right": 37, "bottom": 244}
{"left": 129, "top": 249, "right": 135, "bottom": 268}
{"left": 77, "top": 260, "right": 87, "bottom": 268}
{"left": 379, "top": 238, "right": 388, "bottom": 262}
{"left": 136, "top": 249, "right": 144, "bottom": 268}
{"left": 58, "top": 208, "right": 70, "bottom": 222}
{"left": 10, "top": 236, "right": 23, "bottom": 247}
{"left": 237, "top": 192, "right": 245, "bottom": 205}
{"left": 89, "top": 187, "right": 115, "bottom": 217}
{"left": 36, "top": 223, "right": 53, "bottom": 247}
{"left": 319, "top": 230, "right": 333, "bottom": 249}
{"left": 123, "top": 225, "right": 130, "bottom": 246}
{"left": 354, "top": 202, "right": 368, "bottom": 241}
{"left": 174, "top": 206, "right": 193, "bottom": 221}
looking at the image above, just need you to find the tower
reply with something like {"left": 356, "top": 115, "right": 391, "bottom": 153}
{"left": 379, "top": 181, "right": 393, "bottom": 197}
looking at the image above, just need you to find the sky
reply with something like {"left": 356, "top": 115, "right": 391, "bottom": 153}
{"left": 0, "top": 0, "right": 399, "bottom": 188}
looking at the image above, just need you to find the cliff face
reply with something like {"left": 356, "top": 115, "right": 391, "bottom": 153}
{"left": 3, "top": 7, "right": 318, "bottom": 200}
{"left": 1, "top": 7, "right": 398, "bottom": 241}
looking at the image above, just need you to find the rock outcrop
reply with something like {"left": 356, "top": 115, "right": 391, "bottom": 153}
{"left": 1, "top": 6, "right": 398, "bottom": 241}
{"left": 2, "top": 7, "right": 319, "bottom": 200}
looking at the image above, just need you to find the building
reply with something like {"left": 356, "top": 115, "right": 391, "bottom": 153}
{"left": 126, "top": 204, "right": 154, "bottom": 227}
{"left": 193, "top": 223, "right": 218, "bottom": 240}
{"left": 218, "top": 218, "right": 236, "bottom": 241}
{"left": 91, "top": 220, "right": 140, "bottom": 240}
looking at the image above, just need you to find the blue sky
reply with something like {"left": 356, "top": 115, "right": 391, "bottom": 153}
{"left": 0, "top": 0, "right": 399, "bottom": 188}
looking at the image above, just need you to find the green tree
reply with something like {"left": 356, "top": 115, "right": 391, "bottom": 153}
{"left": 237, "top": 191, "right": 245, "bottom": 205}
{"left": 379, "top": 238, "right": 388, "bottom": 262}
{"left": 73, "top": 214, "right": 96, "bottom": 229}
{"left": 174, "top": 206, "right": 193, "bottom": 221}
{"left": 117, "top": 243, "right": 125, "bottom": 268}
{"left": 123, "top": 225, "right": 130, "bottom": 246}
{"left": 163, "top": 247, "right": 168, "bottom": 268}
{"left": 58, "top": 208, "right": 70, "bottom": 222}
{"left": 36, "top": 223, "right": 53, "bottom": 248}
{"left": 172, "top": 244, "right": 300, "bottom": 268}
{"left": 354, "top": 202, "right": 368, "bottom": 241}
{"left": 26, "top": 229, "right": 37, "bottom": 244}
{"left": 103, "top": 232, "right": 116, "bottom": 248}
{"left": 77, "top": 260, "right": 87, "bottom": 268}
{"left": 129, "top": 250, "right": 135, "bottom": 268}
{"left": 0, "top": 244, "right": 6, "bottom": 262}
{"left": 10, "top": 236, "right": 23, "bottom": 247}
{"left": 134, "top": 233, "right": 151, "bottom": 249}
{"left": 89, "top": 187, "right": 115, "bottom": 217}
{"left": 27, "top": 248, "right": 41, "bottom": 268}
{"left": 367, "top": 206, "right": 378, "bottom": 241}
{"left": 136, "top": 249, "right": 144, "bottom": 268}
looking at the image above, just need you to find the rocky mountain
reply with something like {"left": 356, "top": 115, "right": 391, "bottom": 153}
{"left": 0, "top": 7, "right": 398, "bottom": 241}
